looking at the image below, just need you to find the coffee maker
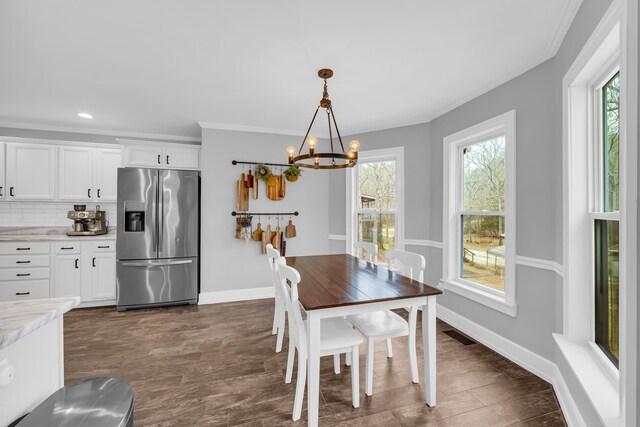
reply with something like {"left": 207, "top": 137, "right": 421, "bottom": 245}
{"left": 67, "top": 205, "right": 108, "bottom": 236}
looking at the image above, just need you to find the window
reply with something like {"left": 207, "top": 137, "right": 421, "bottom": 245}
{"left": 443, "top": 111, "right": 516, "bottom": 316}
{"left": 347, "top": 147, "right": 404, "bottom": 264}
{"left": 593, "top": 71, "right": 620, "bottom": 368}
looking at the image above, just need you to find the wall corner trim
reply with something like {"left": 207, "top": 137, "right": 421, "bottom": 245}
{"left": 515, "top": 255, "right": 565, "bottom": 277}
{"left": 552, "top": 364, "right": 588, "bottom": 427}
{"left": 199, "top": 287, "right": 275, "bottom": 305}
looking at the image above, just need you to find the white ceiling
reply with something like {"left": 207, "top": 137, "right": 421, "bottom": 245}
{"left": 0, "top": 0, "right": 581, "bottom": 140}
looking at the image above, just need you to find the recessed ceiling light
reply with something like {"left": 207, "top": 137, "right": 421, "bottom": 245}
{"left": 78, "top": 112, "right": 93, "bottom": 119}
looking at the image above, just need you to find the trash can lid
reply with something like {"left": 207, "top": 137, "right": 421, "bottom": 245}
{"left": 18, "top": 378, "right": 133, "bottom": 427}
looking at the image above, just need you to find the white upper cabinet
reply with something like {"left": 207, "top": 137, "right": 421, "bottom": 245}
{"left": 119, "top": 140, "right": 200, "bottom": 170}
{"left": 0, "top": 143, "right": 5, "bottom": 200}
{"left": 58, "top": 147, "right": 94, "bottom": 200}
{"left": 124, "top": 144, "right": 164, "bottom": 167}
{"left": 165, "top": 146, "right": 200, "bottom": 169}
{"left": 6, "top": 143, "right": 56, "bottom": 200}
{"left": 93, "top": 149, "right": 121, "bottom": 201}
{"left": 58, "top": 146, "right": 121, "bottom": 202}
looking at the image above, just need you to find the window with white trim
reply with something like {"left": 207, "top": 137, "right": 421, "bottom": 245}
{"left": 593, "top": 70, "right": 620, "bottom": 368}
{"left": 347, "top": 147, "right": 404, "bottom": 264}
{"left": 443, "top": 111, "right": 516, "bottom": 316}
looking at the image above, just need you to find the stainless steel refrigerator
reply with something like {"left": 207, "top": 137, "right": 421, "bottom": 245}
{"left": 116, "top": 168, "right": 199, "bottom": 310}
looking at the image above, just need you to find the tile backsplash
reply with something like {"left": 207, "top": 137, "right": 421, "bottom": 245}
{"left": 0, "top": 202, "right": 117, "bottom": 227}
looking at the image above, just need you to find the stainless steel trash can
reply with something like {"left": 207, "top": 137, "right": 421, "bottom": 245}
{"left": 17, "top": 378, "right": 133, "bottom": 427}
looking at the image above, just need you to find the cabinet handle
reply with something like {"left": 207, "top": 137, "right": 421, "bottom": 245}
{"left": 157, "top": 154, "right": 161, "bottom": 164}
{"left": 61, "top": 247, "right": 74, "bottom": 250}
{"left": 16, "top": 260, "right": 30, "bottom": 264}
{"left": 166, "top": 155, "right": 170, "bottom": 165}
{"left": 97, "top": 189, "right": 101, "bottom": 198}
{"left": 92, "top": 257, "right": 96, "bottom": 267}
{"left": 15, "top": 292, "right": 30, "bottom": 296}
{"left": 75, "top": 259, "right": 79, "bottom": 269}
{"left": 88, "top": 188, "right": 91, "bottom": 198}
{"left": 16, "top": 247, "right": 30, "bottom": 251}
{"left": 0, "top": 186, "right": 3, "bottom": 197}
{"left": 10, "top": 187, "right": 14, "bottom": 197}
{"left": 16, "top": 273, "right": 31, "bottom": 277}
{"left": 97, "top": 245, "right": 110, "bottom": 249}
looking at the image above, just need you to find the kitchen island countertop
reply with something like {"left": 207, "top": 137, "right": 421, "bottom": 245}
{"left": 0, "top": 296, "right": 80, "bottom": 350}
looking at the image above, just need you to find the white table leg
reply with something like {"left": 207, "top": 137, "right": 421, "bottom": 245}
{"left": 307, "top": 312, "right": 321, "bottom": 427}
{"left": 423, "top": 296, "right": 436, "bottom": 406}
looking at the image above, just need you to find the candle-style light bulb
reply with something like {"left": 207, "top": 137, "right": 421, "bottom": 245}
{"left": 286, "top": 146, "right": 296, "bottom": 162}
{"left": 349, "top": 140, "right": 360, "bottom": 152}
{"left": 314, "top": 157, "right": 320, "bottom": 169}
{"left": 307, "top": 136, "right": 318, "bottom": 156}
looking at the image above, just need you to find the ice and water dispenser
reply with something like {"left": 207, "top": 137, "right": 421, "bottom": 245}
{"left": 124, "top": 202, "right": 145, "bottom": 232}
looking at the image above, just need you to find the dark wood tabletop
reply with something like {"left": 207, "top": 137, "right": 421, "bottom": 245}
{"left": 285, "top": 253, "right": 443, "bottom": 311}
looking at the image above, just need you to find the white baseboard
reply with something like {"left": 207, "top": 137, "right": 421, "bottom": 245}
{"left": 436, "top": 303, "right": 555, "bottom": 381}
{"left": 199, "top": 287, "right": 275, "bottom": 305}
{"left": 78, "top": 299, "right": 116, "bottom": 308}
{"left": 437, "top": 303, "right": 587, "bottom": 426}
{"left": 552, "top": 364, "right": 587, "bottom": 427}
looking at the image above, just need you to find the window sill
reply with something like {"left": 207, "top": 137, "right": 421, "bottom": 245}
{"left": 440, "top": 279, "right": 517, "bottom": 317}
{"left": 553, "top": 333, "right": 620, "bottom": 427}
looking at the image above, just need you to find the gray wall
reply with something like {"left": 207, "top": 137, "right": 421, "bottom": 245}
{"left": 326, "top": 0, "right": 615, "bottom": 423}
{"left": 200, "top": 128, "right": 329, "bottom": 293}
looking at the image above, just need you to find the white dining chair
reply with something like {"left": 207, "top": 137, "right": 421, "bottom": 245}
{"left": 278, "top": 259, "right": 362, "bottom": 420}
{"left": 266, "top": 244, "right": 286, "bottom": 353}
{"left": 348, "top": 248, "right": 425, "bottom": 396}
{"left": 353, "top": 241, "right": 378, "bottom": 263}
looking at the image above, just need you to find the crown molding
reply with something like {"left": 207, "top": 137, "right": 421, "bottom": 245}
{"left": 0, "top": 121, "right": 201, "bottom": 143}
{"left": 198, "top": 121, "right": 329, "bottom": 139}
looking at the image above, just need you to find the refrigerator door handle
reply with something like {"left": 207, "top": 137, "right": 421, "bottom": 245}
{"left": 158, "top": 174, "right": 164, "bottom": 256}
{"left": 120, "top": 259, "right": 194, "bottom": 267}
{"left": 153, "top": 173, "right": 159, "bottom": 256}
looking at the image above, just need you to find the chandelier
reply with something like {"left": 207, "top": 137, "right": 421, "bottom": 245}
{"left": 287, "top": 69, "right": 360, "bottom": 169}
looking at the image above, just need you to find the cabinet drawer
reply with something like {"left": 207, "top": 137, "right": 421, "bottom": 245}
{"left": 0, "top": 267, "right": 49, "bottom": 281}
{"left": 91, "top": 241, "right": 115, "bottom": 252}
{"left": 0, "top": 279, "right": 50, "bottom": 300}
{"left": 54, "top": 242, "right": 81, "bottom": 254}
{"left": 0, "top": 242, "right": 50, "bottom": 255}
{"left": 0, "top": 255, "right": 50, "bottom": 268}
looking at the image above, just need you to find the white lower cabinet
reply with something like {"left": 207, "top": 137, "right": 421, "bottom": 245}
{"left": 0, "top": 240, "right": 116, "bottom": 305}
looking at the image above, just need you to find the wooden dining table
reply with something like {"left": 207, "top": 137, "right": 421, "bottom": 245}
{"left": 286, "top": 253, "right": 443, "bottom": 427}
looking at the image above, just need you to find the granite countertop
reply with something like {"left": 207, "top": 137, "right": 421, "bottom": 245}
{"left": 0, "top": 297, "right": 80, "bottom": 350}
{"left": 0, "top": 227, "right": 117, "bottom": 242}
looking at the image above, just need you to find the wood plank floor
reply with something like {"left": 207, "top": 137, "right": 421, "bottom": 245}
{"left": 64, "top": 300, "right": 566, "bottom": 426}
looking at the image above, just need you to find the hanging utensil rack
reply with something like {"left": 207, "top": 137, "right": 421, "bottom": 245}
{"left": 232, "top": 160, "right": 292, "bottom": 168}
{"left": 231, "top": 211, "right": 299, "bottom": 217}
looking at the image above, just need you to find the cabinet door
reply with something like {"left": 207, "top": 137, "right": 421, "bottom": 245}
{"left": 58, "top": 146, "right": 94, "bottom": 201}
{"left": 90, "top": 252, "right": 116, "bottom": 300}
{"left": 53, "top": 255, "right": 81, "bottom": 298}
{"left": 164, "top": 146, "right": 200, "bottom": 170}
{"left": 6, "top": 144, "right": 56, "bottom": 200}
{"left": 0, "top": 143, "right": 5, "bottom": 200}
{"left": 93, "top": 149, "right": 122, "bottom": 201}
{"left": 124, "top": 145, "right": 162, "bottom": 167}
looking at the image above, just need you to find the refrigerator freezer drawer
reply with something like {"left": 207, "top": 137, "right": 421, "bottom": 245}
{"left": 116, "top": 258, "right": 198, "bottom": 310}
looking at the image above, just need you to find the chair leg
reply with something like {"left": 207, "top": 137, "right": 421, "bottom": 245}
{"left": 272, "top": 298, "right": 279, "bottom": 335}
{"left": 276, "top": 307, "right": 286, "bottom": 353}
{"left": 351, "top": 346, "right": 360, "bottom": 408}
{"left": 285, "top": 339, "right": 295, "bottom": 384}
{"left": 292, "top": 352, "right": 306, "bottom": 421}
{"left": 385, "top": 338, "right": 393, "bottom": 358}
{"left": 365, "top": 338, "right": 374, "bottom": 396}
{"left": 345, "top": 352, "right": 352, "bottom": 366}
{"left": 333, "top": 354, "right": 341, "bottom": 374}
{"left": 408, "top": 306, "right": 419, "bottom": 384}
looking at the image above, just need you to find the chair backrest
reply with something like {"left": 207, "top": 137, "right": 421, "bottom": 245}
{"left": 277, "top": 260, "right": 307, "bottom": 353}
{"left": 385, "top": 249, "right": 425, "bottom": 282}
{"left": 354, "top": 241, "right": 378, "bottom": 263}
{"left": 266, "top": 244, "right": 286, "bottom": 299}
